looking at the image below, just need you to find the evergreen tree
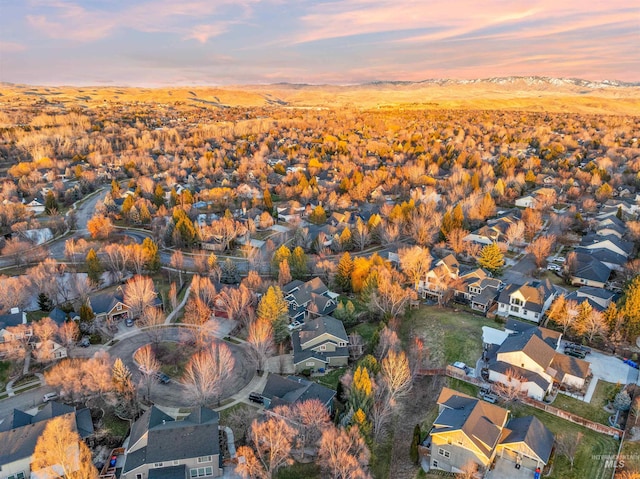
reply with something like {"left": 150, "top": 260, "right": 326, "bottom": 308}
{"left": 44, "top": 190, "right": 58, "bottom": 215}
{"left": 86, "top": 248, "right": 103, "bottom": 286}
{"left": 38, "top": 293, "right": 53, "bottom": 312}
{"left": 153, "top": 184, "right": 165, "bottom": 208}
{"left": 335, "top": 252, "right": 354, "bottom": 292}
{"left": 79, "top": 303, "right": 95, "bottom": 325}
{"left": 290, "top": 246, "right": 309, "bottom": 280}
{"left": 410, "top": 424, "right": 421, "bottom": 464}
{"left": 621, "top": 275, "right": 640, "bottom": 340}
{"left": 477, "top": 242, "right": 505, "bottom": 275}
{"left": 142, "top": 237, "right": 161, "bottom": 272}
{"left": 263, "top": 188, "right": 273, "bottom": 212}
{"left": 309, "top": 205, "right": 327, "bottom": 225}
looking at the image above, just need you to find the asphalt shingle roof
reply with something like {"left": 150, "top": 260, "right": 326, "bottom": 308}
{"left": 502, "top": 416, "right": 554, "bottom": 463}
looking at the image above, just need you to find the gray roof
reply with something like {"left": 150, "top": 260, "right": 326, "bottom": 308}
{"left": 0, "top": 403, "right": 93, "bottom": 465}
{"left": 502, "top": 416, "right": 554, "bottom": 464}
{"left": 89, "top": 292, "right": 123, "bottom": 314}
{"left": 48, "top": 307, "right": 68, "bottom": 325}
{"left": 570, "top": 252, "right": 611, "bottom": 283}
{"left": 148, "top": 465, "right": 187, "bottom": 479}
{"left": 0, "top": 312, "right": 24, "bottom": 330}
{"left": 489, "top": 360, "right": 551, "bottom": 392}
{"left": 504, "top": 320, "right": 561, "bottom": 349}
{"left": 580, "top": 233, "right": 634, "bottom": 257}
{"left": 261, "top": 374, "right": 336, "bottom": 410}
{"left": 497, "top": 331, "right": 555, "bottom": 370}
{"left": 574, "top": 247, "right": 627, "bottom": 267}
{"left": 297, "top": 315, "right": 348, "bottom": 345}
{"left": 123, "top": 406, "right": 220, "bottom": 474}
{"left": 291, "top": 331, "right": 349, "bottom": 366}
{"left": 498, "top": 280, "right": 556, "bottom": 312}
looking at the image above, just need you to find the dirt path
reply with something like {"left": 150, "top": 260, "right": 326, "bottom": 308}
{"left": 387, "top": 375, "right": 445, "bottom": 479}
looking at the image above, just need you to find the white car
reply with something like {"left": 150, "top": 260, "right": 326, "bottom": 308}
{"left": 547, "top": 263, "right": 562, "bottom": 272}
{"left": 287, "top": 321, "right": 303, "bottom": 331}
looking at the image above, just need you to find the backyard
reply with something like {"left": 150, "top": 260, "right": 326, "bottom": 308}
{"left": 552, "top": 380, "right": 619, "bottom": 425}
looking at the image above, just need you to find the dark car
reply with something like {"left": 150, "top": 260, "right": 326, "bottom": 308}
{"left": 155, "top": 372, "right": 171, "bottom": 384}
{"left": 78, "top": 336, "right": 91, "bottom": 348}
{"left": 125, "top": 318, "right": 134, "bottom": 327}
{"left": 564, "top": 348, "right": 586, "bottom": 359}
{"left": 249, "top": 392, "right": 264, "bottom": 404}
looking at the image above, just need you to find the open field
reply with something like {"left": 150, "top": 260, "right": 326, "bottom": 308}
{"left": 2, "top": 80, "right": 640, "bottom": 115}
{"left": 400, "top": 306, "right": 502, "bottom": 367}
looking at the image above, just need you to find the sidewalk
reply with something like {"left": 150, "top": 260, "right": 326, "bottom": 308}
{"left": 5, "top": 373, "right": 44, "bottom": 397}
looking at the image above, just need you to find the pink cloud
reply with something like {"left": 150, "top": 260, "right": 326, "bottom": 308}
{"left": 0, "top": 41, "right": 27, "bottom": 52}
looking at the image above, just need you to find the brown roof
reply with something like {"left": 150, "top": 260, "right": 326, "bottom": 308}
{"left": 550, "top": 352, "right": 591, "bottom": 381}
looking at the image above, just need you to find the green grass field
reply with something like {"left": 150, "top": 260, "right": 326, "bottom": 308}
{"left": 276, "top": 462, "right": 321, "bottom": 479}
{"left": 551, "top": 380, "right": 617, "bottom": 425}
{"left": 400, "top": 306, "right": 502, "bottom": 366}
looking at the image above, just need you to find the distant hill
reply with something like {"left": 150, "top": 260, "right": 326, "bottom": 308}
{"left": 1, "top": 76, "right": 639, "bottom": 115}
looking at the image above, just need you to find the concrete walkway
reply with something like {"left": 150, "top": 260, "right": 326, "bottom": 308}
{"left": 5, "top": 372, "right": 44, "bottom": 397}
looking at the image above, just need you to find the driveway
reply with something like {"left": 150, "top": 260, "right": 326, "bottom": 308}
{"left": 486, "top": 459, "right": 539, "bottom": 479}
{"left": 587, "top": 349, "right": 639, "bottom": 385}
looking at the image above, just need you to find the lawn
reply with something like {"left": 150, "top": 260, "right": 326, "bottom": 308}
{"left": 619, "top": 440, "right": 640, "bottom": 475}
{"left": 551, "top": 380, "right": 617, "bottom": 425}
{"left": 155, "top": 341, "right": 196, "bottom": 378}
{"left": 400, "top": 306, "right": 501, "bottom": 367}
{"left": 312, "top": 367, "right": 346, "bottom": 390}
{"left": 0, "top": 360, "right": 11, "bottom": 386}
{"left": 510, "top": 403, "right": 619, "bottom": 479}
{"left": 218, "top": 402, "right": 258, "bottom": 425}
{"left": 276, "top": 462, "right": 321, "bottom": 479}
{"left": 102, "top": 410, "right": 130, "bottom": 439}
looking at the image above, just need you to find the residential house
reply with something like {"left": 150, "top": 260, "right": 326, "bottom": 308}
{"left": 463, "top": 212, "right": 521, "bottom": 248}
{"left": 32, "top": 339, "right": 67, "bottom": 362}
{"left": 88, "top": 292, "right": 132, "bottom": 324}
{"left": 0, "top": 402, "right": 93, "bottom": 479}
{"left": 260, "top": 374, "right": 336, "bottom": 413}
{"left": 579, "top": 233, "right": 634, "bottom": 259}
{"left": 514, "top": 188, "right": 557, "bottom": 210}
{"left": 594, "top": 216, "right": 627, "bottom": 239}
{"left": 283, "top": 278, "right": 338, "bottom": 323}
{"left": 120, "top": 406, "right": 222, "bottom": 479}
{"left": 496, "top": 279, "right": 558, "bottom": 323}
{"left": 418, "top": 254, "right": 459, "bottom": 301}
{"left": 453, "top": 269, "right": 503, "bottom": 313}
{"left": 291, "top": 316, "right": 349, "bottom": 373}
{"left": 566, "top": 252, "right": 611, "bottom": 288}
{"left": 426, "top": 388, "right": 553, "bottom": 474}
{"left": 483, "top": 320, "right": 590, "bottom": 400}
{"left": 565, "top": 287, "right": 617, "bottom": 312}
{"left": 25, "top": 198, "right": 45, "bottom": 215}
{"left": 0, "top": 310, "right": 31, "bottom": 359}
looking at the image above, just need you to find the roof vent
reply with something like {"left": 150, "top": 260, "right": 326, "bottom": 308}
{"left": 10, "top": 307, "right": 19, "bottom": 314}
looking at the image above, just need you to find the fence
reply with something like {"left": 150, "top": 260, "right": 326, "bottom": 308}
{"left": 418, "top": 365, "right": 624, "bottom": 438}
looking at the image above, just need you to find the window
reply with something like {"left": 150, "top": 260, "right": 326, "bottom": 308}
{"left": 116, "top": 304, "right": 122, "bottom": 311}
{"left": 306, "top": 361, "right": 315, "bottom": 366}
{"left": 197, "top": 456, "right": 212, "bottom": 463}
{"left": 432, "top": 460, "right": 438, "bottom": 468}
{"left": 438, "top": 448, "right": 450, "bottom": 458}
{"left": 153, "top": 462, "right": 164, "bottom": 468}
{"left": 136, "top": 475, "right": 143, "bottom": 479}
{"left": 319, "top": 344, "right": 326, "bottom": 351}
{"left": 511, "top": 298, "right": 523, "bottom": 306}
{"left": 190, "top": 467, "right": 214, "bottom": 478}
{"left": 339, "top": 341, "right": 347, "bottom": 347}
{"left": 8, "top": 473, "right": 25, "bottom": 479}
{"left": 510, "top": 305, "right": 520, "bottom": 313}
{"left": 173, "top": 460, "right": 180, "bottom": 465}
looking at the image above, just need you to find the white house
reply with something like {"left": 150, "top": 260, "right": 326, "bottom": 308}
{"left": 496, "top": 280, "right": 557, "bottom": 323}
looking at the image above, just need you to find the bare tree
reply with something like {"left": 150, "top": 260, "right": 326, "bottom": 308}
{"left": 526, "top": 235, "right": 556, "bottom": 268}
{"left": 32, "top": 415, "right": 99, "bottom": 479}
{"left": 492, "top": 368, "right": 527, "bottom": 405}
{"left": 247, "top": 317, "right": 275, "bottom": 373}
{"left": 352, "top": 219, "right": 371, "bottom": 251}
{"left": 217, "top": 284, "right": 255, "bottom": 329}
{"left": 124, "top": 275, "right": 157, "bottom": 319}
{"left": 134, "top": 344, "right": 160, "bottom": 401}
{"left": 318, "top": 424, "right": 371, "bottom": 479}
{"left": 236, "top": 417, "right": 295, "bottom": 479}
{"left": 127, "top": 243, "right": 147, "bottom": 275}
{"left": 368, "top": 268, "right": 417, "bottom": 320}
{"left": 398, "top": 245, "right": 432, "bottom": 291}
{"left": 139, "top": 306, "right": 166, "bottom": 348}
{"left": 182, "top": 342, "right": 235, "bottom": 406}
{"left": 0, "top": 275, "right": 31, "bottom": 313}
{"left": 170, "top": 250, "right": 185, "bottom": 287}
{"left": 446, "top": 227, "right": 469, "bottom": 255}
{"left": 292, "top": 399, "right": 331, "bottom": 458}
{"left": 33, "top": 317, "right": 60, "bottom": 362}
{"left": 380, "top": 349, "right": 412, "bottom": 406}
{"left": 505, "top": 220, "right": 525, "bottom": 249}
{"left": 556, "top": 431, "right": 583, "bottom": 469}
{"left": 102, "top": 243, "right": 130, "bottom": 283}
{"left": 57, "top": 320, "right": 80, "bottom": 350}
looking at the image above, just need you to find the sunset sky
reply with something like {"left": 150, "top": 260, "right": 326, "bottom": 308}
{"left": 1, "top": 0, "right": 638, "bottom": 85}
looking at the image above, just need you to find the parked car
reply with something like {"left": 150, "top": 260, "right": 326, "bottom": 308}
{"left": 547, "top": 264, "right": 562, "bottom": 272}
{"left": 78, "top": 336, "right": 91, "bottom": 348}
{"left": 453, "top": 361, "right": 471, "bottom": 374}
{"left": 249, "top": 392, "right": 264, "bottom": 404}
{"left": 155, "top": 372, "right": 171, "bottom": 384}
{"left": 566, "top": 344, "right": 591, "bottom": 355}
{"left": 125, "top": 317, "right": 134, "bottom": 327}
{"left": 43, "top": 392, "right": 59, "bottom": 403}
{"left": 287, "top": 321, "right": 303, "bottom": 331}
{"left": 564, "top": 348, "right": 586, "bottom": 359}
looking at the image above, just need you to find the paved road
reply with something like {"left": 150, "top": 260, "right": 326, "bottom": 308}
{"left": 104, "top": 326, "right": 254, "bottom": 407}
{"left": 0, "top": 383, "right": 58, "bottom": 419}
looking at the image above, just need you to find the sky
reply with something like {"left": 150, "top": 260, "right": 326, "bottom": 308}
{"left": 0, "top": 0, "right": 638, "bottom": 86}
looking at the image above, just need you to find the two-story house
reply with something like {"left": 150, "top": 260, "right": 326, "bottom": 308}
{"left": 418, "top": 254, "right": 459, "bottom": 301}
{"left": 453, "top": 269, "right": 503, "bottom": 313}
{"left": 483, "top": 320, "right": 590, "bottom": 401}
{"left": 283, "top": 278, "right": 338, "bottom": 324}
{"left": 291, "top": 316, "right": 349, "bottom": 373}
{"left": 496, "top": 279, "right": 557, "bottom": 323}
{"left": 0, "top": 402, "right": 93, "bottom": 479}
{"left": 425, "top": 388, "right": 553, "bottom": 474}
{"left": 120, "top": 406, "right": 222, "bottom": 479}
{"left": 0, "top": 310, "right": 32, "bottom": 359}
